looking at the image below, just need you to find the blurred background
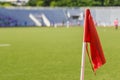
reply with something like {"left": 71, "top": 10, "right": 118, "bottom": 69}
{"left": 0, "top": 0, "right": 120, "bottom": 27}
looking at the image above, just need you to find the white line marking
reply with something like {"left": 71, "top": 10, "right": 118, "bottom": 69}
{"left": 0, "top": 44, "right": 11, "bottom": 47}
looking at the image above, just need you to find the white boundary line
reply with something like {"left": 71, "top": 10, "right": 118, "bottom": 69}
{"left": 0, "top": 44, "right": 11, "bottom": 47}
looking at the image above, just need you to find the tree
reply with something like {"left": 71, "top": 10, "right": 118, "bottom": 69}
{"left": 27, "top": 0, "right": 120, "bottom": 6}
{"left": 44, "top": 0, "right": 51, "bottom": 6}
{"left": 37, "top": 0, "right": 44, "bottom": 6}
{"left": 50, "top": 1, "right": 57, "bottom": 7}
{"left": 93, "top": 0, "right": 104, "bottom": 6}
{"left": 28, "top": 0, "right": 37, "bottom": 6}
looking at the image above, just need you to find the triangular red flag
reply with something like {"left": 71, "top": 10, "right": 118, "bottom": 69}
{"left": 83, "top": 9, "right": 106, "bottom": 72}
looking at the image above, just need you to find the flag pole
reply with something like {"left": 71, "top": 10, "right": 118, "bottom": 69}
{"left": 80, "top": 42, "right": 86, "bottom": 80}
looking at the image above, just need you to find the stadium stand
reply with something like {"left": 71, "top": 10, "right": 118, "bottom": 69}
{"left": 0, "top": 7, "right": 120, "bottom": 27}
{"left": 43, "top": 9, "right": 67, "bottom": 26}
{"left": 66, "top": 8, "right": 84, "bottom": 26}
{"left": 0, "top": 7, "right": 70, "bottom": 27}
{"left": 0, "top": 7, "right": 83, "bottom": 27}
{"left": 0, "top": 8, "right": 17, "bottom": 26}
{"left": 0, "top": 8, "right": 34, "bottom": 26}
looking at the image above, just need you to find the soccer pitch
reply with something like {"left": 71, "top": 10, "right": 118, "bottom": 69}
{"left": 0, "top": 27, "right": 119, "bottom": 80}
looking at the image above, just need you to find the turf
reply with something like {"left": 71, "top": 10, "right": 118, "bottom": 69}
{"left": 0, "top": 27, "right": 119, "bottom": 80}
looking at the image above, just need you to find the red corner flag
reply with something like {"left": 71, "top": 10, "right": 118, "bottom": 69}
{"left": 84, "top": 9, "right": 106, "bottom": 72}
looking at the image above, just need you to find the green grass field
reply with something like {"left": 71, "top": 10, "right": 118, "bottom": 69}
{"left": 0, "top": 27, "right": 119, "bottom": 80}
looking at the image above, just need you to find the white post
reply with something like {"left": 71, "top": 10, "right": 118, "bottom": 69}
{"left": 80, "top": 42, "right": 86, "bottom": 80}
{"left": 67, "top": 21, "right": 69, "bottom": 28}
